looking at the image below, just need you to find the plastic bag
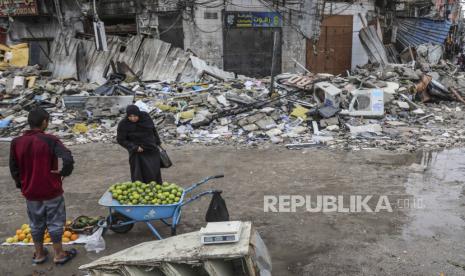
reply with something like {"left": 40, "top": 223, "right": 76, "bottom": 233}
{"left": 135, "top": 100, "right": 150, "bottom": 112}
{"left": 84, "top": 227, "right": 105, "bottom": 253}
{"left": 205, "top": 192, "right": 229, "bottom": 222}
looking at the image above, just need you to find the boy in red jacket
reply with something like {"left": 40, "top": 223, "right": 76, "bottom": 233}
{"left": 9, "top": 107, "right": 77, "bottom": 265}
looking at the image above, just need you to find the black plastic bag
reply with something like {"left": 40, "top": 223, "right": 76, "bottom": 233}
{"left": 206, "top": 192, "right": 229, "bottom": 222}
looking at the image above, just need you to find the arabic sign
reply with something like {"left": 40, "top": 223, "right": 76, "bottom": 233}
{"left": 0, "top": 0, "right": 38, "bottom": 17}
{"left": 225, "top": 12, "right": 282, "bottom": 28}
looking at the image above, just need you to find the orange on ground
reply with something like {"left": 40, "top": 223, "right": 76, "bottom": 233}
{"left": 18, "top": 233, "right": 26, "bottom": 241}
{"left": 62, "top": 237, "right": 70, "bottom": 243}
{"left": 70, "top": 234, "right": 79, "bottom": 241}
{"left": 63, "top": 231, "right": 72, "bottom": 238}
{"left": 15, "top": 229, "right": 22, "bottom": 235}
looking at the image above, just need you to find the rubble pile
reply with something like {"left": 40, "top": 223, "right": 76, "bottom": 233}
{"left": 1, "top": 56, "right": 465, "bottom": 151}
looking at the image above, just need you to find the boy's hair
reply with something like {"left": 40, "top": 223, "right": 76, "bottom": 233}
{"left": 28, "top": 107, "right": 50, "bottom": 128}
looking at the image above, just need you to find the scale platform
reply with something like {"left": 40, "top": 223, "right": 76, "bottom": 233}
{"left": 200, "top": 221, "right": 243, "bottom": 245}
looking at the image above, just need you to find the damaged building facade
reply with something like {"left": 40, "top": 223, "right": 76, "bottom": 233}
{"left": 0, "top": 0, "right": 382, "bottom": 79}
{"left": 0, "top": 0, "right": 463, "bottom": 79}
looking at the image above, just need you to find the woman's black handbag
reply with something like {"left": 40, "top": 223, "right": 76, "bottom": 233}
{"left": 159, "top": 146, "right": 172, "bottom": 168}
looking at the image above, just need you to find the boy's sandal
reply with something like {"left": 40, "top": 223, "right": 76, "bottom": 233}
{"left": 54, "top": 248, "right": 78, "bottom": 265}
{"left": 32, "top": 248, "right": 49, "bottom": 264}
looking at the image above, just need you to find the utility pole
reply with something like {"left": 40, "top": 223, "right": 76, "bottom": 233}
{"left": 269, "top": 30, "right": 280, "bottom": 96}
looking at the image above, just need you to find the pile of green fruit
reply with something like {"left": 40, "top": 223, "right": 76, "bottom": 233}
{"left": 73, "top": 216, "right": 99, "bottom": 229}
{"left": 110, "top": 181, "right": 184, "bottom": 205}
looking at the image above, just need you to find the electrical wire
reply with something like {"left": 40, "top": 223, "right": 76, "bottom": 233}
{"left": 159, "top": 13, "right": 183, "bottom": 35}
{"left": 192, "top": 16, "right": 224, "bottom": 33}
{"left": 256, "top": 0, "right": 310, "bottom": 38}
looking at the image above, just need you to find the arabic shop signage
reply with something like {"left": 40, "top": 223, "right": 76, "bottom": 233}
{"left": 225, "top": 12, "right": 282, "bottom": 28}
{"left": 0, "top": 0, "right": 38, "bottom": 17}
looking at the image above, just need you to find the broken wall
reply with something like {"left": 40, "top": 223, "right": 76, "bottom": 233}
{"left": 8, "top": 0, "right": 83, "bottom": 41}
{"left": 48, "top": 34, "right": 233, "bottom": 83}
{"left": 182, "top": 1, "right": 224, "bottom": 68}
{"left": 282, "top": 12, "right": 307, "bottom": 73}
{"left": 6, "top": 0, "right": 83, "bottom": 66}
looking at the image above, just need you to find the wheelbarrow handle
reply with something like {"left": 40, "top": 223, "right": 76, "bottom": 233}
{"left": 181, "top": 190, "right": 222, "bottom": 207}
{"left": 184, "top": 174, "right": 224, "bottom": 193}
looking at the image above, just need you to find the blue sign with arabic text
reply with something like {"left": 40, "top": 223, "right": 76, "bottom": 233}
{"left": 225, "top": 12, "right": 282, "bottom": 28}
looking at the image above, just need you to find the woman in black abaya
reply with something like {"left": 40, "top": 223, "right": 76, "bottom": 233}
{"left": 117, "top": 105, "right": 162, "bottom": 184}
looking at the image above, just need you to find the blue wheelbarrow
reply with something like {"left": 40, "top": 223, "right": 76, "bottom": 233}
{"left": 97, "top": 175, "right": 224, "bottom": 240}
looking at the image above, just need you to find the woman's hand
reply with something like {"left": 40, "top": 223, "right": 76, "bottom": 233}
{"left": 137, "top": 146, "right": 144, "bottom": 153}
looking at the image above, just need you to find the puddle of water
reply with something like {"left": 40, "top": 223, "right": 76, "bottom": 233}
{"left": 402, "top": 148, "right": 465, "bottom": 240}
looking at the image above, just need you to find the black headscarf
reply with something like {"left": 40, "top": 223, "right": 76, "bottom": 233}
{"left": 126, "top": 105, "right": 141, "bottom": 117}
{"left": 120, "top": 105, "right": 155, "bottom": 130}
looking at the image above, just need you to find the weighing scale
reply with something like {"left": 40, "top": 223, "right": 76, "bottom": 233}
{"left": 200, "top": 221, "right": 243, "bottom": 245}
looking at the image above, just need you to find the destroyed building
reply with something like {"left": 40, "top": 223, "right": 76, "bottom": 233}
{"left": 0, "top": 0, "right": 384, "bottom": 78}
{"left": 1, "top": 0, "right": 465, "bottom": 153}
{"left": 0, "top": 1, "right": 463, "bottom": 78}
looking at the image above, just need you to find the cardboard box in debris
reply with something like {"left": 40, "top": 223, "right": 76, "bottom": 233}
{"left": 1, "top": 37, "right": 465, "bottom": 152}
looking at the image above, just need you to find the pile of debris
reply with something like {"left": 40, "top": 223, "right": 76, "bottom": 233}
{"left": 0, "top": 65, "right": 116, "bottom": 143}
{"left": 2, "top": 43, "right": 465, "bottom": 152}
{"left": 147, "top": 62, "right": 465, "bottom": 151}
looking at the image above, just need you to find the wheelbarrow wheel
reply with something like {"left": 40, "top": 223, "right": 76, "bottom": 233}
{"left": 107, "top": 212, "right": 134, "bottom": 234}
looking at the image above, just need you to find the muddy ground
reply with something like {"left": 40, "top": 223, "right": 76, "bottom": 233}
{"left": 0, "top": 143, "right": 465, "bottom": 276}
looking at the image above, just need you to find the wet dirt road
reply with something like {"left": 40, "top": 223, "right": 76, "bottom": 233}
{"left": 0, "top": 143, "right": 465, "bottom": 276}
